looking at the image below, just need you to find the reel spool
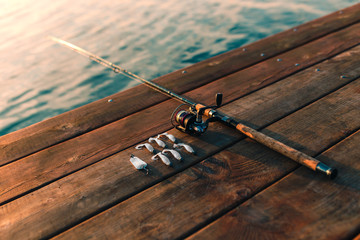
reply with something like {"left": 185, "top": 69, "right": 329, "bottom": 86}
{"left": 172, "top": 108, "right": 207, "bottom": 135}
{"left": 171, "top": 93, "right": 223, "bottom": 135}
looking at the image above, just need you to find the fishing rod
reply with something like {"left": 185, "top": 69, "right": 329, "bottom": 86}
{"left": 50, "top": 36, "right": 337, "bottom": 179}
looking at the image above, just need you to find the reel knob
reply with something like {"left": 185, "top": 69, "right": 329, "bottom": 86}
{"left": 215, "top": 93, "right": 222, "bottom": 107}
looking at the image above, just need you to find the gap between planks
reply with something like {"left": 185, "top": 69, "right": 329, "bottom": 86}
{"left": 1, "top": 39, "right": 358, "bottom": 202}
{"left": 180, "top": 126, "right": 360, "bottom": 240}
{"left": 1, "top": 18, "right": 360, "bottom": 182}
{"left": 186, "top": 129, "right": 360, "bottom": 240}
{"left": 1, "top": 3, "right": 360, "bottom": 165}
{"left": 1, "top": 40, "right": 360, "bottom": 208}
{"left": 1, "top": 50, "right": 359, "bottom": 239}
{"left": 1, "top": 20, "right": 359, "bottom": 173}
{"left": 49, "top": 76, "right": 360, "bottom": 239}
{"left": 52, "top": 78, "right": 360, "bottom": 240}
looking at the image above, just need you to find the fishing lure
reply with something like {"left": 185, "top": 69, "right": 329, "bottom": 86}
{"left": 173, "top": 143, "right": 195, "bottom": 154}
{"left": 129, "top": 154, "right": 148, "bottom": 174}
{"left": 157, "top": 132, "right": 176, "bottom": 143}
{"left": 148, "top": 137, "right": 166, "bottom": 148}
{"left": 162, "top": 149, "right": 182, "bottom": 161}
{"left": 135, "top": 143, "right": 155, "bottom": 153}
{"left": 151, "top": 152, "right": 171, "bottom": 166}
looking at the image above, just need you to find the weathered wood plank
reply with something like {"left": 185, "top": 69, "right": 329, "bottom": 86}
{"left": 1, "top": 30, "right": 360, "bottom": 206}
{"left": 52, "top": 78, "right": 360, "bottom": 240}
{"left": 1, "top": 4, "right": 359, "bottom": 164}
{"left": 188, "top": 130, "right": 360, "bottom": 240}
{"left": 1, "top": 51, "right": 359, "bottom": 239}
{"left": 185, "top": 23, "right": 360, "bottom": 109}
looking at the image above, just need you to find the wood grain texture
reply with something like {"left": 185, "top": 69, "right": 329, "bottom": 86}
{"left": 188, "top": 22, "right": 360, "bottom": 107}
{"left": 1, "top": 49, "right": 359, "bottom": 239}
{"left": 1, "top": 4, "right": 360, "bottom": 164}
{"left": 0, "top": 20, "right": 359, "bottom": 196}
{"left": 188, "top": 130, "right": 360, "bottom": 240}
{"left": 52, "top": 77, "right": 360, "bottom": 240}
{"left": 0, "top": 37, "right": 359, "bottom": 207}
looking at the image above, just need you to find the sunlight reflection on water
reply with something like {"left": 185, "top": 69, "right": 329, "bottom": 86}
{"left": 0, "top": 0, "right": 358, "bottom": 135}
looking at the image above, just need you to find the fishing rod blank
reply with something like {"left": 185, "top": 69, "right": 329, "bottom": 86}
{"left": 49, "top": 36, "right": 194, "bottom": 106}
{"left": 50, "top": 36, "right": 337, "bottom": 179}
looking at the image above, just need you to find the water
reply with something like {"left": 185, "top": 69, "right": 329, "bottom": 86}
{"left": 0, "top": 0, "right": 358, "bottom": 136}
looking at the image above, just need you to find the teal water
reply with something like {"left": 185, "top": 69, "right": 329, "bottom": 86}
{"left": 0, "top": 0, "right": 358, "bottom": 136}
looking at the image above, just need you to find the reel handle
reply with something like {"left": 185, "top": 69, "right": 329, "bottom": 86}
{"left": 215, "top": 93, "right": 222, "bottom": 107}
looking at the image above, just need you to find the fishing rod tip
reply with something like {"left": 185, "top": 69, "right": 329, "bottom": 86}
{"left": 48, "top": 36, "right": 62, "bottom": 45}
{"left": 48, "top": 36, "right": 70, "bottom": 46}
{"left": 48, "top": 35, "right": 56, "bottom": 40}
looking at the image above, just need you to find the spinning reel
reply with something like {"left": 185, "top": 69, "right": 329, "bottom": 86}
{"left": 171, "top": 93, "right": 223, "bottom": 135}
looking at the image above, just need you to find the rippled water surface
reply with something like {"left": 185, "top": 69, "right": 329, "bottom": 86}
{"left": 0, "top": 0, "right": 358, "bottom": 136}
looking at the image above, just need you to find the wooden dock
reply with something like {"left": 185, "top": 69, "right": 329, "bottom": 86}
{"left": 1, "top": 3, "right": 360, "bottom": 239}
